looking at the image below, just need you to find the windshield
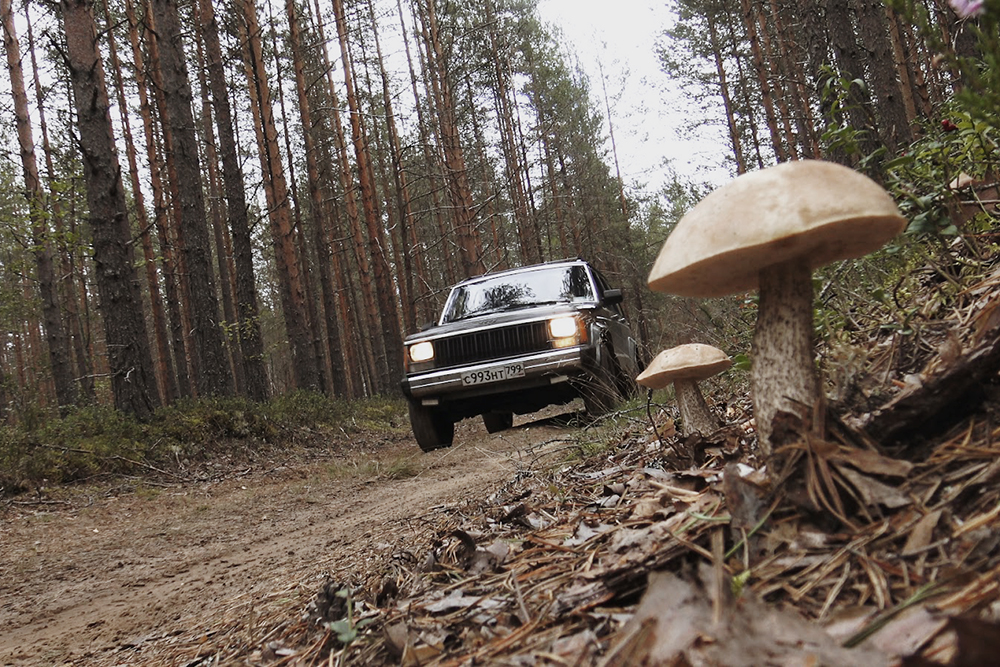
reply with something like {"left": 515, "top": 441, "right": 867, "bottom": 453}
{"left": 442, "top": 265, "right": 595, "bottom": 323}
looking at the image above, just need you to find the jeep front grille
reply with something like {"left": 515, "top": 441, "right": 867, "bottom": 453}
{"left": 435, "top": 321, "right": 550, "bottom": 367}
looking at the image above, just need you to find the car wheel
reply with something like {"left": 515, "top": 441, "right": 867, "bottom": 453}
{"left": 583, "top": 347, "right": 621, "bottom": 416}
{"left": 408, "top": 400, "right": 455, "bottom": 452}
{"left": 482, "top": 411, "right": 514, "bottom": 433}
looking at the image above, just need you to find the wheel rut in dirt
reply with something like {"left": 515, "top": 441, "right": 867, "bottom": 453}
{"left": 0, "top": 410, "right": 579, "bottom": 666}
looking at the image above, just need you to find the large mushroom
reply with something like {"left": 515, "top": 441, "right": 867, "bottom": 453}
{"left": 637, "top": 343, "right": 731, "bottom": 436}
{"left": 648, "top": 160, "right": 906, "bottom": 460}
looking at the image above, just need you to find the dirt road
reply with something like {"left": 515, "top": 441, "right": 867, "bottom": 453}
{"left": 0, "top": 410, "right": 580, "bottom": 665}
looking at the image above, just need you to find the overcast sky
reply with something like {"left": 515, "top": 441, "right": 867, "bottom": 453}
{"left": 535, "top": 0, "right": 732, "bottom": 193}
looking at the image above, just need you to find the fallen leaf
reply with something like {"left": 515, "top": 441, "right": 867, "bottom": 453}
{"left": 832, "top": 449, "right": 914, "bottom": 477}
{"left": 863, "top": 605, "right": 947, "bottom": 658}
{"left": 836, "top": 465, "right": 911, "bottom": 509}
{"left": 901, "top": 510, "right": 942, "bottom": 556}
{"left": 421, "top": 590, "right": 481, "bottom": 613}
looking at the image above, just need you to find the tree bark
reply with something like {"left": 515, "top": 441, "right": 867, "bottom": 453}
{"left": 855, "top": 0, "right": 912, "bottom": 152}
{"left": 2, "top": 0, "right": 77, "bottom": 412}
{"left": 191, "top": 4, "right": 242, "bottom": 393}
{"left": 286, "top": 0, "right": 347, "bottom": 396}
{"left": 197, "top": 0, "right": 270, "bottom": 401}
{"left": 709, "top": 12, "right": 747, "bottom": 173}
{"left": 60, "top": 0, "right": 160, "bottom": 419}
{"left": 149, "top": 0, "right": 233, "bottom": 397}
{"left": 420, "top": 0, "right": 484, "bottom": 277}
{"left": 130, "top": 0, "right": 192, "bottom": 399}
{"left": 99, "top": 0, "right": 176, "bottom": 404}
{"left": 370, "top": 0, "right": 419, "bottom": 335}
{"left": 331, "top": 0, "right": 404, "bottom": 392}
{"left": 24, "top": 9, "right": 95, "bottom": 401}
{"left": 238, "top": 0, "right": 320, "bottom": 393}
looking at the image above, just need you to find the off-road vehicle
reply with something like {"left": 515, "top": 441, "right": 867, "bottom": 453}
{"left": 401, "top": 259, "right": 639, "bottom": 451}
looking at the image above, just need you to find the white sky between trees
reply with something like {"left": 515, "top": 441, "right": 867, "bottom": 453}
{"left": 537, "top": 0, "right": 732, "bottom": 194}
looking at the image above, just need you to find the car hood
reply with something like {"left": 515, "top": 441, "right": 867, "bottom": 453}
{"left": 404, "top": 303, "right": 593, "bottom": 342}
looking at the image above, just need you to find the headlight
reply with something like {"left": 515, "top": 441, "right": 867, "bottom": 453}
{"left": 408, "top": 340, "right": 435, "bottom": 363}
{"left": 548, "top": 316, "right": 580, "bottom": 342}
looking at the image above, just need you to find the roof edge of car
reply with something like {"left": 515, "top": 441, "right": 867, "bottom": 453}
{"left": 456, "top": 258, "right": 590, "bottom": 284}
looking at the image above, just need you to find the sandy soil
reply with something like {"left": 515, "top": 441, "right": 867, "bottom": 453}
{"left": 0, "top": 408, "right": 582, "bottom": 666}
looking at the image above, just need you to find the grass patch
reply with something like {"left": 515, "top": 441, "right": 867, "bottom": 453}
{"left": 0, "top": 392, "right": 407, "bottom": 497}
{"left": 324, "top": 453, "right": 420, "bottom": 481}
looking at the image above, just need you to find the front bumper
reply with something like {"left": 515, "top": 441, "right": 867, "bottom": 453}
{"left": 403, "top": 346, "right": 590, "bottom": 404}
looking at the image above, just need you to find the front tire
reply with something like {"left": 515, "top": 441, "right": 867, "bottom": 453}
{"left": 408, "top": 401, "right": 455, "bottom": 452}
{"left": 483, "top": 411, "right": 514, "bottom": 433}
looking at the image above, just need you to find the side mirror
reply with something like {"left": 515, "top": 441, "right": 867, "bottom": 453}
{"left": 602, "top": 288, "right": 623, "bottom": 306}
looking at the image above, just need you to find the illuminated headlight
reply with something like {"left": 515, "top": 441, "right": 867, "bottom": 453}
{"left": 548, "top": 316, "right": 579, "bottom": 339}
{"left": 408, "top": 340, "right": 435, "bottom": 363}
{"left": 548, "top": 316, "right": 584, "bottom": 349}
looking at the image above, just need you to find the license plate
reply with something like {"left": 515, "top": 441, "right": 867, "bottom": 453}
{"left": 461, "top": 362, "right": 525, "bottom": 386}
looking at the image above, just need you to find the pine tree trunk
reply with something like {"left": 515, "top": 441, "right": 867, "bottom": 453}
{"left": 331, "top": 0, "right": 404, "bottom": 392}
{"left": 149, "top": 0, "right": 233, "bottom": 397}
{"left": 885, "top": 6, "right": 920, "bottom": 125}
{"left": 129, "top": 0, "right": 192, "bottom": 399}
{"left": 827, "top": 0, "right": 881, "bottom": 159}
{"left": 2, "top": 0, "right": 77, "bottom": 413}
{"left": 60, "top": 0, "right": 160, "bottom": 419}
{"left": 197, "top": 0, "right": 269, "bottom": 401}
{"left": 99, "top": 0, "right": 177, "bottom": 404}
{"left": 752, "top": 0, "right": 798, "bottom": 159}
{"left": 421, "top": 0, "right": 484, "bottom": 277}
{"left": 768, "top": 0, "right": 821, "bottom": 158}
{"left": 396, "top": 0, "right": 438, "bottom": 324}
{"left": 855, "top": 0, "right": 913, "bottom": 152}
{"left": 24, "top": 11, "right": 95, "bottom": 401}
{"left": 740, "top": 0, "right": 786, "bottom": 162}
{"left": 238, "top": 0, "right": 320, "bottom": 392}
{"left": 310, "top": 0, "right": 380, "bottom": 395}
{"left": 286, "top": 0, "right": 347, "bottom": 396}
{"left": 370, "top": 0, "right": 418, "bottom": 334}
{"left": 266, "top": 2, "right": 328, "bottom": 394}
{"left": 191, "top": 6, "right": 242, "bottom": 393}
{"left": 708, "top": 13, "right": 747, "bottom": 173}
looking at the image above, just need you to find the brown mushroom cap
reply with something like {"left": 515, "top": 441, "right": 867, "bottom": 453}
{"left": 636, "top": 343, "right": 732, "bottom": 389}
{"left": 648, "top": 160, "right": 907, "bottom": 297}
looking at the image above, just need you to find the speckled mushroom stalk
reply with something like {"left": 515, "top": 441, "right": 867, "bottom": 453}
{"left": 752, "top": 259, "right": 820, "bottom": 456}
{"left": 646, "top": 160, "right": 907, "bottom": 466}
{"left": 673, "top": 377, "right": 723, "bottom": 436}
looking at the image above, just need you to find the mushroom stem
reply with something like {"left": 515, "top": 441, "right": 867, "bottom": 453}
{"left": 673, "top": 378, "right": 721, "bottom": 436}
{"left": 751, "top": 258, "right": 820, "bottom": 459}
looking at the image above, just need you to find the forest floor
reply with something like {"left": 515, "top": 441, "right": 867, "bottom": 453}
{"left": 0, "top": 405, "right": 590, "bottom": 666}
{"left": 6, "top": 266, "right": 1000, "bottom": 666}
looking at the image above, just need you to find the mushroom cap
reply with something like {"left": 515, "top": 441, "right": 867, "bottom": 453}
{"left": 636, "top": 343, "right": 732, "bottom": 389}
{"left": 648, "top": 160, "right": 907, "bottom": 297}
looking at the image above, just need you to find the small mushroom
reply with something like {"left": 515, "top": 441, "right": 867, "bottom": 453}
{"left": 647, "top": 160, "right": 906, "bottom": 460}
{"left": 637, "top": 343, "right": 732, "bottom": 436}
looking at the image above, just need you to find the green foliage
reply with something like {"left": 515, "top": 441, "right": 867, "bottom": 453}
{"left": 0, "top": 392, "right": 406, "bottom": 497}
{"left": 0, "top": 406, "right": 147, "bottom": 491}
{"left": 818, "top": 70, "right": 876, "bottom": 160}
{"left": 884, "top": 109, "right": 999, "bottom": 236}
{"left": 326, "top": 589, "right": 374, "bottom": 647}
